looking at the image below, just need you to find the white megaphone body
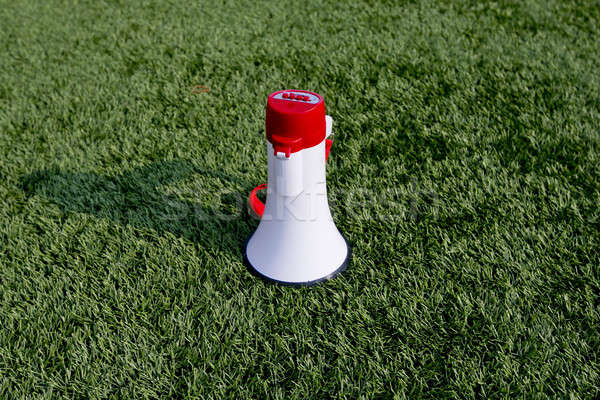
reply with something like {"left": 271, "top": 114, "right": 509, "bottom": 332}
{"left": 245, "top": 90, "right": 350, "bottom": 285}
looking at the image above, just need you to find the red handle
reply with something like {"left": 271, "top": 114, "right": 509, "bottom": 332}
{"left": 325, "top": 138, "right": 332, "bottom": 162}
{"left": 249, "top": 139, "right": 333, "bottom": 218}
{"left": 248, "top": 184, "right": 267, "bottom": 218}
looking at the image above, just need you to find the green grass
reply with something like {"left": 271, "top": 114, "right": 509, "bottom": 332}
{"left": 1, "top": 0, "right": 599, "bottom": 398}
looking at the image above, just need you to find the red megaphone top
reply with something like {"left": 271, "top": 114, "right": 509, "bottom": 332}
{"left": 265, "top": 90, "right": 326, "bottom": 157}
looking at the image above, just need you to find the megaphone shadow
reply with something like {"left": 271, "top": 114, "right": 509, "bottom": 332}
{"left": 20, "top": 159, "right": 255, "bottom": 258}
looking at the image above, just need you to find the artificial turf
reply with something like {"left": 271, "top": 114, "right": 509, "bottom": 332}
{"left": 1, "top": 0, "right": 599, "bottom": 398}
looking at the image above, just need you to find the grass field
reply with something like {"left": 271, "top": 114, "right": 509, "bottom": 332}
{"left": 1, "top": 0, "right": 599, "bottom": 398}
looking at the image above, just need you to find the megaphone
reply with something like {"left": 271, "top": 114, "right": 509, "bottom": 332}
{"left": 245, "top": 90, "right": 350, "bottom": 285}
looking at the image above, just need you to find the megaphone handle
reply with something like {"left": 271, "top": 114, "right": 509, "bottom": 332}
{"left": 249, "top": 183, "right": 267, "bottom": 218}
{"left": 325, "top": 138, "right": 332, "bottom": 162}
{"left": 249, "top": 138, "right": 333, "bottom": 218}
